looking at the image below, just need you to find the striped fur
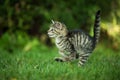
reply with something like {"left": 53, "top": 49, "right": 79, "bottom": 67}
{"left": 93, "top": 10, "right": 101, "bottom": 48}
{"left": 48, "top": 10, "right": 101, "bottom": 66}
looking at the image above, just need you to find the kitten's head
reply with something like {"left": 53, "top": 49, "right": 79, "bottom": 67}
{"left": 48, "top": 20, "right": 68, "bottom": 38}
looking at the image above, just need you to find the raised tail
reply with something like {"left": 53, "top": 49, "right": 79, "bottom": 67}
{"left": 93, "top": 10, "right": 101, "bottom": 47}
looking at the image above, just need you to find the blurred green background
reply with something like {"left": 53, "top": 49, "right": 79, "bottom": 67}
{"left": 0, "top": 0, "right": 120, "bottom": 80}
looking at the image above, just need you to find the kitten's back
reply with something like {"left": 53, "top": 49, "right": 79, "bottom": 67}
{"left": 67, "top": 30, "right": 94, "bottom": 53}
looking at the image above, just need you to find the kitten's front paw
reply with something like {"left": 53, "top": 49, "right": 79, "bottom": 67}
{"left": 54, "top": 57, "right": 64, "bottom": 62}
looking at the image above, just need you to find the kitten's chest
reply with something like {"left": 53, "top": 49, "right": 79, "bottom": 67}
{"left": 55, "top": 38, "right": 61, "bottom": 48}
{"left": 55, "top": 37, "right": 68, "bottom": 49}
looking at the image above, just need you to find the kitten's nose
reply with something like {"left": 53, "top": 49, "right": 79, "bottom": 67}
{"left": 48, "top": 30, "right": 50, "bottom": 33}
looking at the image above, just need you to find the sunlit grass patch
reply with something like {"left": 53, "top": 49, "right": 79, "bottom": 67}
{"left": 0, "top": 44, "right": 120, "bottom": 80}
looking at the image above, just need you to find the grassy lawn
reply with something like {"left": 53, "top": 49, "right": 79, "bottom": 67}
{"left": 0, "top": 44, "right": 120, "bottom": 80}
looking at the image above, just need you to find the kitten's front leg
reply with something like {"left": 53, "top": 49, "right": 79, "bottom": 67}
{"left": 54, "top": 50, "right": 70, "bottom": 62}
{"left": 54, "top": 57, "right": 68, "bottom": 62}
{"left": 54, "top": 50, "right": 77, "bottom": 62}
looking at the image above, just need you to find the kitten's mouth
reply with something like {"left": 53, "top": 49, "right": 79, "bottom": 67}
{"left": 48, "top": 33, "right": 55, "bottom": 37}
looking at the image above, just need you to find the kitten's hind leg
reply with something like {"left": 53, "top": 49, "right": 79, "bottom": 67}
{"left": 78, "top": 53, "right": 90, "bottom": 66}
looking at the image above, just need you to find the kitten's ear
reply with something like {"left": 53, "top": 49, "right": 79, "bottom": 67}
{"left": 51, "top": 20, "right": 55, "bottom": 24}
{"left": 56, "top": 22, "right": 63, "bottom": 30}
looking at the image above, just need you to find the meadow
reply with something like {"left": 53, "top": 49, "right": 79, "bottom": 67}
{"left": 0, "top": 43, "right": 120, "bottom": 80}
{"left": 0, "top": 0, "right": 120, "bottom": 80}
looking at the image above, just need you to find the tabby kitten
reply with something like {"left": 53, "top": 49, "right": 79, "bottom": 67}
{"left": 48, "top": 10, "right": 100, "bottom": 66}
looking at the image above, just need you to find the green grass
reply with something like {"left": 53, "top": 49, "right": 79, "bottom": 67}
{"left": 0, "top": 44, "right": 120, "bottom": 80}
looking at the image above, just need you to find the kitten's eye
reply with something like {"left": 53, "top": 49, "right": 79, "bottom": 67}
{"left": 51, "top": 28, "right": 53, "bottom": 31}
